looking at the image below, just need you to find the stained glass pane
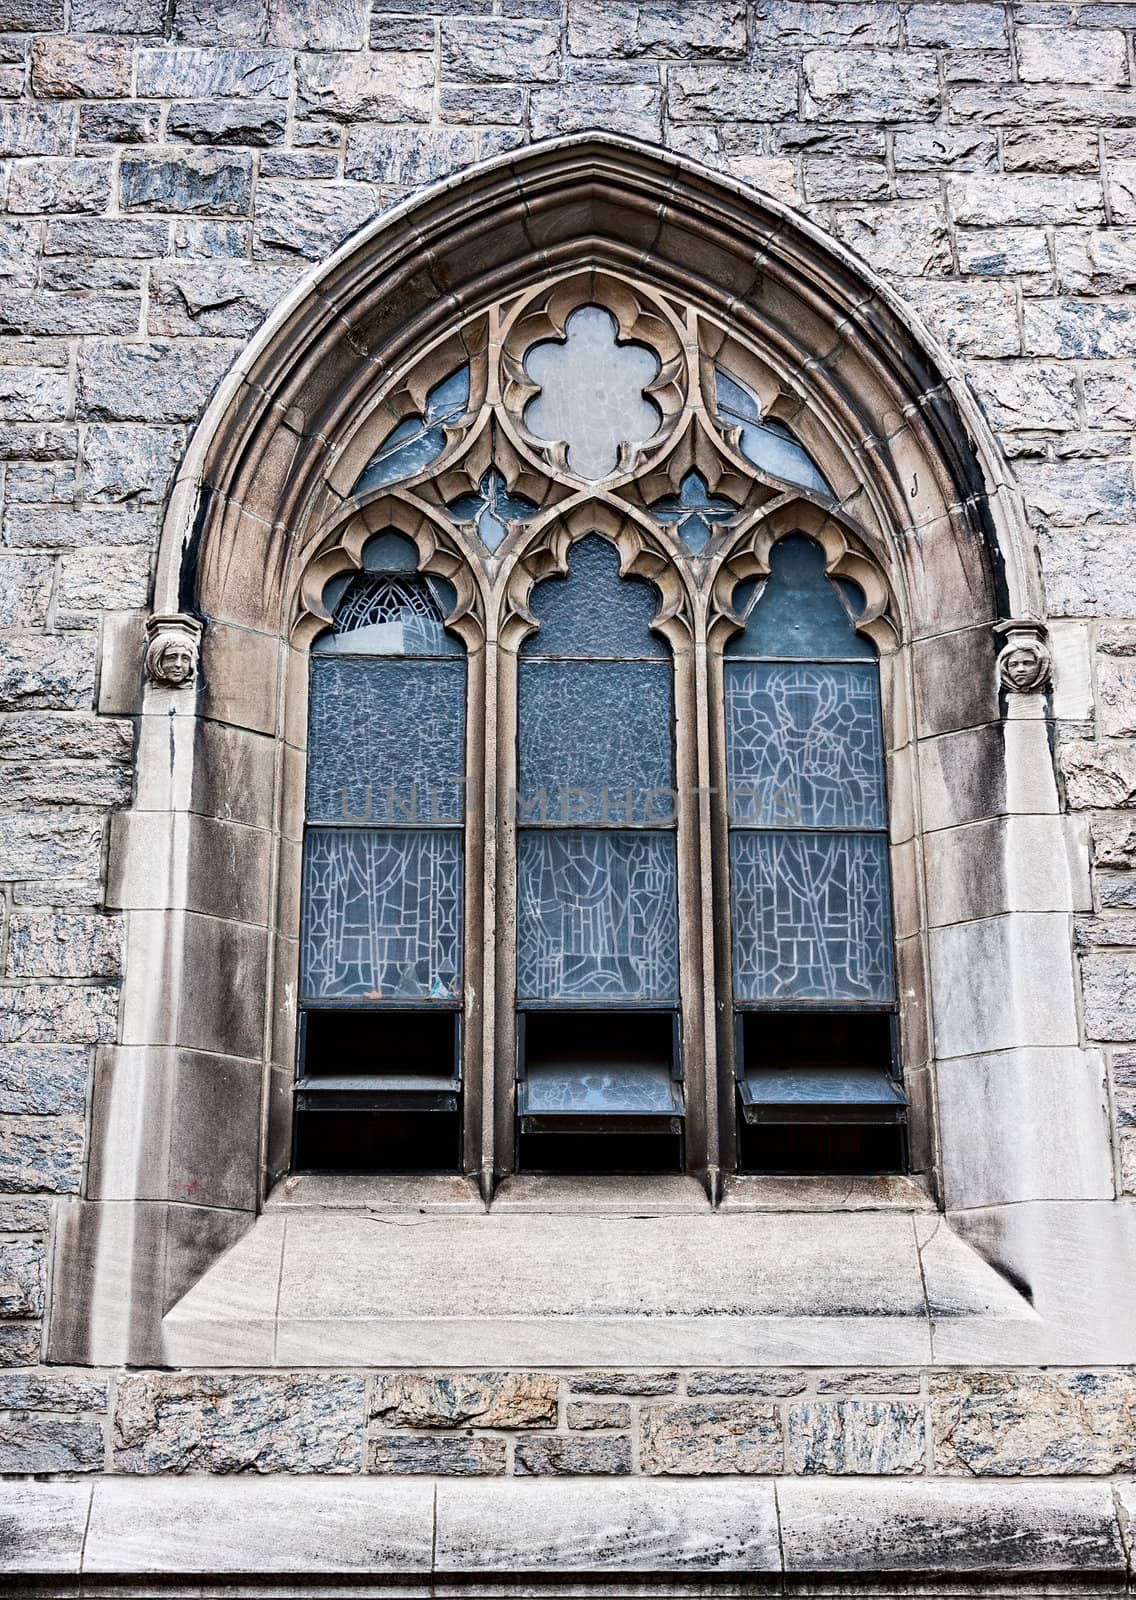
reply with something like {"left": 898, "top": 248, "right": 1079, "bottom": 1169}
{"left": 307, "top": 658, "right": 465, "bottom": 824}
{"left": 518, "top": 660, "right": 674, "bottom": 824}
{"left": 650, "top": 471, "right": 735, "bottom": 556}
{"left": 524, "top": 305, "right": 661, "bottom": 480}
{"left": 353, "top": 366, "right": 470, "bottom": 494}
{"left": 313, "top": 575, "right": 463, "bottom": 657}
{"left": 715, "top": 368, "right": 830, "bottom": 496}
{"left": 726, "top": 662, "right": 884, "bottom": 829}
{"left": 301, "top": 828, "right": 462, "bottom": 1001}
{"left": 520, "top": 1063, "right": 682, "bottom": 1115}
{"left": 730, "top": 831, "right": 894, "bottom": 1003}
{"left": 521, "top": 534, "right": 667, "bottom": 659}
{"left": 726, "top": 535, "right": 874, "bottom": 661}
{"left": 449, "top": 468, "right": 538, "bottom": 553}
{"left": 516, "top": 830, "right": 678, "bottom": 1002}
{"left": 740, "top": 1067, "right": 906, "bottom": 1106}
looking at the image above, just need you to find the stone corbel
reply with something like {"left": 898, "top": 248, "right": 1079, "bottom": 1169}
{"left": 144, "top": 613, "right": 202, "bottom": 688}
{"left": 995, "top": 617, "right": 1053, "bottom": 693}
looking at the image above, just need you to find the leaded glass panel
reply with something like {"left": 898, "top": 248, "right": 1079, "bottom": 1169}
{"left": 726, "top": 535, "right": 874, "bottom": 661}
{"left": 516, "top": 830, "right": 679, "bottom": 1003}
{"left": 313, "top": 575, "right": 462, "bottom": 657}
{"left": 448, "top": 468, "right": 538, "bottom": 553}
{"left": 726, "top": 662, "right": 885, "bottom": 829}
{"left": 301, "top": 828, "right": 463, "bottom": 1001}
{"left": 730, "top": 831, "right": 894, "bottom": 1003}
{"left": 521, "top": 534, "right": 667, "bottom": 659}
{"left": 715, "top": 369, "right": 830, "bottom": 496}
{"left": 307, "top": 658, "right": 465, "bottom": 824}
{"left": 353, "top": 366, "right": 471, "bottom": 494}
{"left": 518, "top": 660, "right": 674, "bottom": 824}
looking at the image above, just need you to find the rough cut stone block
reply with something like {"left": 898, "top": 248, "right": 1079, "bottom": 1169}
{"left": 0, "top": 1047, "right": 88, "bottom": 1115}
{"left": 949, "top": 174, "right": 1103, "bottom": 226}
{"left": 7, "top": 159, "right": 112, "bottom": 216}
{"left": 639, "top": 1401, "right": 784, "bottom": 1475}
{"left": 7, "top": 914, "right": 123, "bottom": 980}
{"left": 687, "top": 1371, "right": 808, "bottom": 1396}
{"left": 0, "top": 104, "right": 74, "bottom": 156}
{"left": 893, "top": 127, "right": 997, "bottom": 172}
{"left": 30, "top": 35, "right": 131, "bottom": 97}
{"left": 440, "top": 85, "right": 526, "bottom": 125}
{"left": 0, "top": 291, "right": 141, "bottom": 339}
{"left": 0, "top": 1117, "right": 84, "bottom": 1194}
{"left": 172, "top": 0, "right": 267, "bottom": 44}
{"left": 570, "top": 0, "right": 746, "bottom": 56}
{"left": 296, "top": 51, "right": 433, "bottom": 122}
{"left": 513, "top": 1435, "right": 632, "bottom": 1475}
{"left": 909, "top": 280, "right": 1021, "bottom": 356}
{"left": 372, "top": 1373, "right": 558, "bottom": 1430}
{"left": 567, "top": 1401, "right": 631, "bottom": 1430}
{"left": 1021, "top": 460, "right": 1136, "bottom": 527}
{"left": 0, "top": 1326, "right": 40, "bottom": 1367}
{"left": 0, "top": 0, "right": 63, "bottom": 26}
{"left": 113, "top": 1373, "right": 365, "bottom": 1473}
{"left": 77, "top": 338, "right": 236, "bottom": 423}
{"left": 961, "top": 225, "right": 1051, "bottom": 279}
{"left": 1041, "top": 529, "right": 1136, "bottom": 617}
{"left": 906, "top": 3, "right": 1006, "bottom": 47}
{"left": 3, "top": 505, "right": 158, "bottom": 550}
{"left": 344, "top": 127, "right": 478, "bottom": 188}
{"left": 253, "top": 179, "right": 379, "bottom": 260}
{"left": 0, "top": 814, "right": 104, "bottom": 880}
{"left": 1081, "top": 952, "right": 1136, "bottom": 1041}
{"left": 120, "top": 151, "right": 253, "bottom": 216}
{"left": 267, "top": 0, "right": 367, "bottom": 49}
{"left": 1093, "top": 812, "right": 1136, "bottom": 869}
{"left": 79, "top": 424, "right": 182, "bottom": 506}
{"left": 667, "top": 60, "right": 798, "bottom": 122}
{"left": 56, "top": 547, "right": 154, "bottom": 615}
{"left": 1004, "top": 125, "right": 1099, "bottom": 173}
{"left": 1018, "top": 24, "right": 1128, "bottom": 84}
{"left": 0, "top": 554, "right": 53, "bottom": 627}
{"left": 441, "top": 19, "right": 560, "bottom": 81}
{"left": 816, "top": 1372, "right": 922, "bottom": 1395}
{"left": 0, "top": 1239, "right": 45, "bottom": 1316}
{"left": 571, "top": 1372, "right": 678, "bottom": 1396}
{"left": 828, "top": 201, "right": 950, "bottom": 276}
{"left": 932, "top": 1372, "right": 1136, "bottom": 1473}
{"left": 136, "top": 47, "right": 288, "bottom": 99}
{"left": 0, "top": 1198, "right": 51, "bottom": 1232}
{"left": 754, "top": 2, "right": 900, "bottom": 47}
{"left": 0, "top": 638, "right": 96, "bottom": 711}
{"left": 0, "top": 1372, "right": 106, "bottom": 1411}
{"left": 1098, "top": 656, "right": 1136, "bottom": 737}
{"left": 167, "top": 101, "right": 286, "bottom": 146}
{"left": 79, "top": 103, "right": 161, "bottom": 145}
{"left": 533, "top": 82, "right": 664, "bottom": 140}
{"left": 802, "top": 50, "right": 939, "bottom": 122}
{"left": 0, "top": 985, "right": 118, "bottom": 1047}
{"left": 1024, "top": 298, "right": 1136, "bottom": 358}
{"left": 787, "top": 1401, "right": 926, "bottom": 1475}
{"left": 969, "top": 362, "right": 1078, "bottom": 430}
{"left": 147, "top": 262, "right": 299, "bottom": 336}
{"left": 1, "top": 710, "right": 135, "bottom": 765}
{"left": 369, "top": 1434, "right": 506, "bottom": 1474}
{"left": 0, "top": 1415, "right": 104, "bottom": 1473}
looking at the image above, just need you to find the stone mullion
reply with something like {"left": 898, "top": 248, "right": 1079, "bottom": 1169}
{"left": 703, "top": 627, "right": 737, "bottom": 1186}
{"left": 681, "top": 613, "right": 720, "bottom": 1198}
{"left": 491, "top": 630, "right": 518, "bottom": 1191}
{"left": 466, "top": 635, "right": 494, "bottom": 1198}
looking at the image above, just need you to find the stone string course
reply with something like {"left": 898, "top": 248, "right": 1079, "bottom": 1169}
{"left": 3, "top": 1367, "right": 1136, "bottom": 1476}
{"left": 0, "top": 0, "right": 1134, "bottom": 1482}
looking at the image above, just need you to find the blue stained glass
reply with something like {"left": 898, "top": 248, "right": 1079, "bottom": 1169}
{"left": 726, "top": 662, "right": 884, "bottom": 829}
{"left": 301, "top": 828, "right": 463, "bottom": 1001}
{"left": 307, "top": 658, "right": 465, "bottom": 824}
{"left": 715, "top": 369, "right": 831, "bottom": 496}
{"left": 516, "top": 830, "right": 678, "bottom": 1002}
{"left": 353, "top": 366, "right": 471, "bottom": 494}
{"left": 650, "top": 471, "right": 736, "bottom": 555}
{"left": 361, "top": 532, "right": 418, "bottom": 573}
{"left": 314, "top": 575, "right": 463, "bottom": 657}
{"left": 726, "top": 535, "right": 874, "bottom": 661}
{"left": 520, "top": 1063, "right": 682, "bottom": 1115}
{"left": 449, "top": 469, "right": 538, "bottom": 553}
{"left": 521, "top": 534, "right": 667, "bottom": 659}
{"left": 741, "top": 1067, "right": 906, "bottom": 1106}
{"left": 518, "top": 660, "right": 674, "bottom": 824}
{"left": 730, "top": 830, "right": 894, "bottom": 1003}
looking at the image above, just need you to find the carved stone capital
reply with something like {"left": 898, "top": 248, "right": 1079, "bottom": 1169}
{"left": 995, "top": 618, "right": 1052, "bottom": 693}
{"left": 145, "top": 613, "right": 202, "bottom": 688}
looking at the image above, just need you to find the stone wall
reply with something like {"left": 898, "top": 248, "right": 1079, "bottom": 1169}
{"left": 0, "top": 0, "right": 1135, "bottom": 1507}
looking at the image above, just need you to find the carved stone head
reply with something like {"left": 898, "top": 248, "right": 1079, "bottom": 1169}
{"left": 995, "top": 620, "right": 1052, "bottom": 694}
{"left": 145, "top": 614, "right": 202, "bottom": 689}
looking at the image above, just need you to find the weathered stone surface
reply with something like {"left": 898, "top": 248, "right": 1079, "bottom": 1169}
{"left": 79, "top": 425, "right": 182, "bottom": 506}
{"left": 345, "top": 127, "right": 479, "bottom": 188}
{"left": 572, "top": 1372, "right": 677, "bottom": 1396}
{"left": 0, "top": 814, "right": 104, "bottom": 880}
{"left": 0, "top": 0, "right": 63, "bottom": 27}
{"left": 7, "top": 914, "right": 122, "bottom": 981}
{"left": 894, "top": 127, "right": 997, "bottom": 172}
{"left": 147, "top": 262, "right": 298, "bottom": 336}
{"left": 0, "top": 1326, "right": 40, "bottom": 1368}
{"left": 787, "top": 1401, "right": 926, "bottom": 1475}
{"left": 79, "top": 102, "right": 161, "bottom": 146}
{"left": 687, "top": 1371, "right": 808, "bottom": 1397}
{"left": 828, "top": 201, "right": 950, "bottom": 276}
{"left": 948, "top": 174, "right": 1103, "bottom": 226}
{"left": 253, "top": 180, "right": 379, "bottom": 260}
{"left": 113, "top": 1374, "right": 365, "bottom": 1473}
{"left": 755, "top": 2, "right": 900, "bottom": 46}
{"left": 0, "top": 1415, "right": 104, "bottom": 1473}
{"left": 667, "top": 60, "right": 797, "bottom": 122}
{"left": 1, "top": 712, "right": 134, "bottom": 766}
{"left": 441, "top": 18, "right": 560, "bottom": 81}
{"left": 369, "top": 1434, "right": 506, "bottom": 1474}
{"left": 567, "top": 1401, "right": 631, "bottom": 1429}
{"left": 932, "top": 1372, "right": 1136, "bottom": 1474}
{"left": 1018, "top": 25, "right": 1128, "bottom": 85}
{"left": 72, "top": 0, "right": 163, "bottom": 27}
{"left": 0, "top": 1372, "right": 106, "bottom": 1411}
{"left": 1081, "top": 952, "right": 1136, "bottom": 1040}
{"left": 0, "top": 104, "right": 74, "bottom": 157}
{"left": 816, "top": 1372, "right": 922, "bottom": 1395}
{"left": 1083, "top": 366, "right": 1136, "bottom": 428}
{"left": 267, "top": 0, "right": 366, "bottom": 48}
{"left": 55, "top": 547, "right": 154, "bottom": 616}
{"left": 530, "top": 83, "right": 662, "bottom": 140}
{"left": 0, "top": 290, "right": 140, "bottom": 338}
{"left": 0, "top": 1116, "right": 83, "bottom": 1193}
{"left": 802, "top": 50, "right": 939, "bottom": 122}
{"left": 30, "top": 35, "right": 131, "bottom": 97}
{"left": 0, "top": 985, "right": 118, "bottom": 1047}
{"left": 136, "top": 47, "right": 288, "bottom": 99}
{"left": 78, "top": 338, "right": 236, "bottom": 422}
{"left": 0, "top": 638, "right": 96, "bottom": 711}
{"left": 172, "top": 0, "right": 266, "bottom": 45}
{"left": 907, "top": 3, "right": 1006, "bottom": 47}
{"left": 295, "top": 51, "right": 433, "bottom": 122}
{"left": 121, "top": 151, "right": 253, "bottom": 217}
{"left": 0, "top": 363, "right": 68, "bottom": 424}
{"left": 639, "top": 1401, "right": 783, "bottom": 1475}
{"left": 0, "top": 1197, "right": 50, "bottom": 1232}
{"left": 3, "top": 505, "right": 158, "bottom": 551}
{"left": 167, "top": 102, "right": 287, "bottom": 147}
{"left": 1062, "top": 740, "right": 1136, "bottom": 808}
{"left": 372, "top": 1373, "right": 558, "bottom": 1430}
{"left": 0, "top": 1239, "right": 45, "bottom": 1317}
{"left": 0, "top": 1047, "right": 88, "bottom": 1115}
{"left": 1021, "top": 460, "right": 1136, "bottom": 527}
{"left": 906, "top": 280, "right": 1020, "bottom": 356}
{"left": 970, "top": 361, "right": 1076, "bottom": 431}
{"left": 1093, "top": 811, "right": 1136, "bottom": 869}
{"left": 7, "top": 159, "right": 112, "bottom": 216}
{"left": 1024, "top": 298, "right": 1136, "bottom": 358}
{"left": 0, "top": 555, "right": 53, "bottom": 628}
{"left": 1098, "top": 656, "right": 1136, "bottom": 737}
{"left": 1004, "top": 125, "right": 1099, "bottom": 173}
{"left": 513, "top": 1435, "right": 632, "bottom": 1475}
{"left": 1041, "top": 530, "right": 1136, "bottom": 617}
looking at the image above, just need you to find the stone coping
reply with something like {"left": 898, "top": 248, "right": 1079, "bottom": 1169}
{"left": 160, "top": 1206, "right": 1035, "bottom": 1369}
{"left": 1, "top": 1476, "right": 1130, "bottom": 1591}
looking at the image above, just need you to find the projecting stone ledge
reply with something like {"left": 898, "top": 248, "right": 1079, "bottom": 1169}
{"left": 160, "top": 1205, "right": 1035, "bottom": 1369}
{"left": 0, "top": 1476, "right": 1128, "bottom": 1592}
